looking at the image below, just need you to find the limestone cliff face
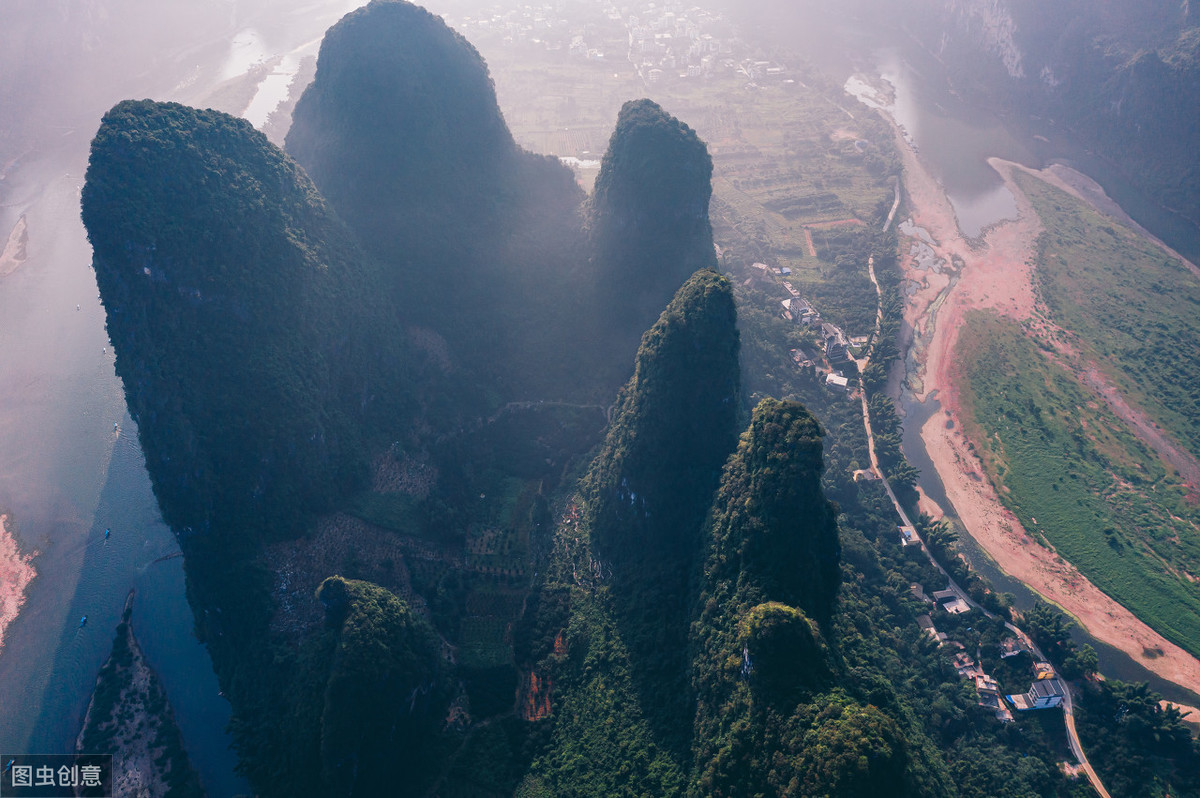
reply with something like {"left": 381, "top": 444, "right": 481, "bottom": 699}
{"left": 914, "top": 0, "right": 1194, "bottom": 89}
{"left": 941, "top": 0, "right": 1025, "bottom": 78}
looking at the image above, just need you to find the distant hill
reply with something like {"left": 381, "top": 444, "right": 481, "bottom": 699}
{"left": 285, "top": 3, "right": 719, "bottom": 401}
{"left": 587, "top": 98, "right": 719, "bottom": 368}
{"left": 917, "top": 0, "right": 1200, "bottom": 229}
{"left": 285, "top": 0, "right": 591, "bottom": 397}
{"left": 904, "top": 0, "right": 1200, "bottom": 242}
{"left": 285, "top": 0, "right": 520, "bottom": 270}
{"left": 721, "top": 0, "right": 1200, "bottom": 255}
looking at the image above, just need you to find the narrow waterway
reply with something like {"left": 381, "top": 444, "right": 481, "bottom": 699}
{"left": 842, "top": 22, "right": 1200, "bottom": 706}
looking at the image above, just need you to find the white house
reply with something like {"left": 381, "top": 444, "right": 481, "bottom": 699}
{"left": 1006, "top": 678, "right": 1066, "bottom": 711}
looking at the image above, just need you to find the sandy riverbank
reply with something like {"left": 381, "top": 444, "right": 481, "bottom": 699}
{"left": 0, "top": 513, "right": 37, "bottom": 654}
{"left": 895, "top": 131, "right": 1200, "bottom": 698}
{"left": 1162, "top": 700, "right": 1200, "bottom": 735}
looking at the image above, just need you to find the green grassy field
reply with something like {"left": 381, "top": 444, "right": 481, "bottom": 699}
{"left": 1018, "top": 171, "right": 1200, "bottom": 459}
{"left": 957, "top": 310, "right": 1200, "bottom": 657}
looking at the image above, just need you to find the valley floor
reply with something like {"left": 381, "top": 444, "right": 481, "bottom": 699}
{"left": 893, "top": 121, "right": 1200, "bottom": 698}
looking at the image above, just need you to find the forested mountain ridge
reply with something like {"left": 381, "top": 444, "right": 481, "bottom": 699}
{"left": 688, "top": 398, "right": 917, "bottom": 798}
{"left": 583, "top": 267, "right": 740, "bottom": 559}
{"left": 581, "top": 267, "right": 741, "bottom": 758}
{"left": 314, "top": 576, "right": 448, "bottom": 797}
{"left": 80, "top": 1, "right": 1200, "bottom": 796}
{"left": 283, "top": 2, "right": 721, "bottom": 399}
{"left": 82, "top": 2, "right": 742, "bottom": 794}
{"left": 284, "top": 0, "right": 522, "bottom": 271}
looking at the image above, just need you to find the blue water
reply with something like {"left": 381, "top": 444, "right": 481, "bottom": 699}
{"left": 8, "top": 410, "right": 248, "bottom": 796}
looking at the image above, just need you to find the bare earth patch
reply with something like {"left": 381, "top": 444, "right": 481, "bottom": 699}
{"left": 895, "top": 131, "right": 1200, "bottom": 698}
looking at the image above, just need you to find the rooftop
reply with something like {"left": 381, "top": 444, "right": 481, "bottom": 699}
{"left": 943, "top": 598, "right": 971, "bottom": 615}
{"left": 1030, "top": 678, "right": 1066, "bottom": 699}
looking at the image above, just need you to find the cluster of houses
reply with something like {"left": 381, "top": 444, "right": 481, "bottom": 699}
{"left": 739, "top": 257, "right": 1072, "bottom": 724}
{"left": 951, "top": 651, "right": 1014, "bottom": 722}
{"left": 450, "top": 1, "right": 758, "bottom": 84}
{"left": 627, "top": 9, "right": 730, "bottom": 82}
{"left": 913, "top": 581, "right": 1067, "bottom": 721}
{"left": 746, "top": 261, "right": 857, "bottom": 393}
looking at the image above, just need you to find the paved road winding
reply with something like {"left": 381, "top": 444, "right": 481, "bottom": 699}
{"left": 857, "top": 235, "right": 1110, "bottom": 798}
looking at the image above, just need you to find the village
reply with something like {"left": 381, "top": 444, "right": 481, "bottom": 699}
{"left": 739, "top": 253, "right": 1069, "bottom": 726}
{"left": 446, "top": 1, "right": 793, "bottom": 87}
{"left": 910, "top": 572, "right": 1067, "bottom": 723}
{"left": 739, "top": 258, "right": 861, "bottom": 397}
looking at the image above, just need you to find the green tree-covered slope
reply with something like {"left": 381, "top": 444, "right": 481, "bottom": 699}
{"left": 315, "top": 576, "right": 448, "bottom": 798}
{"left": 82, "top": 99, "right": 379, "bottom": 539}
{"left": 691, "top": 399, "right": 888, "bottom": 798}
{"left": 285, "top": 0, "right": 594, "bottom": 397}
{"left": 81, "top": 3, "right": 1192, "bottom": 796}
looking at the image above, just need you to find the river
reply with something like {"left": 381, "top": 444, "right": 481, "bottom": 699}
{"left": 902, "top": 393, "right": 1200, "bottom": 707}
{"left": 3, "top": 1, "right": 1197, "bottom": 790}
{"left": 0, "top": 2, "right": 366, "bottom": 795}
{"left": 858, "top": 32, "right": 1200, "bottom": 705}
{"left": 731, "top": 0, "right": 1200, "bottom": 703}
